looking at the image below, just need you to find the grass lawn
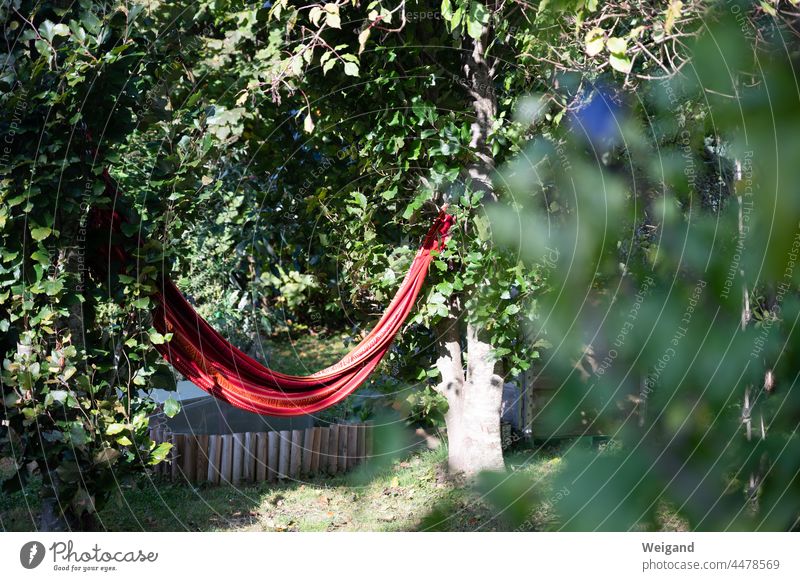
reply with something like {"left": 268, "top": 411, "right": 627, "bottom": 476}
{"left": 1, "top": 333, "right": 688, "bottom": 532}
{"left": 1, "top": 447, "right": 570, "bottom": 532}
{"left": 261, "top": 330, "right": 352, "bottom": 376}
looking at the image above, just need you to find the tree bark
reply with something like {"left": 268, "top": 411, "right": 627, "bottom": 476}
{"left": 434, "top": 317, "right": 505, "bottom": 476}
{"left": 464, "top": 25, "right": 498, "bottom": 203}
{"left": 432, "top": 22, "right": 505, "bottom": 477}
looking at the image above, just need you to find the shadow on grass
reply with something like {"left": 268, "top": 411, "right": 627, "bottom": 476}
{"left": 2, "top": 421, "right": 573, "bottom": 532}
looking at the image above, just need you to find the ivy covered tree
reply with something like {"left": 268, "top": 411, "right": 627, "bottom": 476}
{"left": 0, "top": 1, "right": 182, "bottom": 528}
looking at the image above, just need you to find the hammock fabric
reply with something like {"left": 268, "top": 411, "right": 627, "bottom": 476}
{"left": 95, "top": 191, "right": 455, "bottom": 416}
{"left": 151, "top": 211, "right": 453, "bottom": 415}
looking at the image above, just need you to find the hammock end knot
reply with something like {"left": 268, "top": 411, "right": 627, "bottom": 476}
{"left": 426, "top": 208, "right": 455, "bottom": 252}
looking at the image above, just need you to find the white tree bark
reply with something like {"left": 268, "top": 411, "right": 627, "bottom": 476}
{"left": 434, "top": 318, "right": 505, "bottom": 476}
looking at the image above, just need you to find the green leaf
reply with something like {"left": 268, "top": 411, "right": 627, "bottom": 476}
{"left": 52, "top": 23, "right": 70, "bottom": 37}
{"left": 38, "top": 20, "right": 68, "bottom": 41}
{"left": 132, "top": 297, "right": 150, "bottom": 309}
{"left": 470, "top": 2, "right": 491, "bottom": 24}
{"left": 43, "top": 279, "right": 63, "bottom": 296}
{"left": 606, "top": 37, "right": 627, "bottom": 55}
{"left": 379, "top": 7, "right": 394, "bottom": 24}
{"left": 120, "top": 222, "right": 139, "bottom": 237}
{"left": 149, "top": 329, "right": 168, "bottom": 344}
{"left": 164, "top": 397, "right": 181, "bottom": 418}
{"left": 441, "top": 0, "right": 453, "bottom": 20}
{"left": 81, "top": 10, "right": 101, "bottom": 33}
{"left": 584, "top": 27, "right": 605, "bottom": 57}
{"left": 609, "top": 53, "right": 632, "bottom": 73}
{"left": 325, "top": 12, "right": 341, "bottom": 28}
{"left": 466, "top": 1, "right": 489, "bottom": 39}
{"left": 30, "top": 227, "right": 52, "bottom": 241}
{"left": 358, "top": 27, "right": 370, "bottom": 54}
{"left": 474, "top": 214, "right": 491, "bottom": 241}
{"left": 31, "top": 249, "right": 50, "bottom": 264}
{"left": 68, "top": 424, "right": 89, "bottom": 446}
{"left": 451, "top": 7, "right": 463, "bottom": 30}
{"left": 105, "top": 423, "right": 126, "bottom": 436}
{"left": 324, "top": 3, "right": 341, "bottom": 28}
{"left": 132, "top": 369, "right": 148, "bottom": 386}
{"left": 467, "top": 18, "right": 484, "bottom": 40}
{"left": 149, "top": 442, "right": 173, "bottom": 465}
{"left": 343, "top": 61, "right": 359, "bottom": 77}
{"left": 45, "top": 390, "right": 69, "bottom": 406}
{"left": 352, "top": 191, "right": 367, "bottom": 210}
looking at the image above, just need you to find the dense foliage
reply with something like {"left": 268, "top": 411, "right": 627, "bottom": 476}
{"left": 481, "top": 3, "right": 800, "bottom": 531}
{"left": 2, "top": 0, "right": 800, "bottom": 530}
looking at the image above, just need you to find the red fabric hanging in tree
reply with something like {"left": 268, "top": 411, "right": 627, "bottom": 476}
{"left": 120, "top": 208, "right": 454, "bottom": 416}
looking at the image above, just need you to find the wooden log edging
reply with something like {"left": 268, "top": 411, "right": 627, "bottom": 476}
{"left": 151, "top": 424, "right": 374, "bottom": 486}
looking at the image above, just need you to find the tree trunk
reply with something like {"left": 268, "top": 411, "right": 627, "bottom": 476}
{"left": 432, "top": 22, "right": 505, "bottom": 477}
{"left": 434, "top": 318, "right": 505, "bottom": 476}
{"left": 456, "top": 324, "right": 504, "bottom": 474}
{"left": 464, "top": 22, "right": 498, "bottom": 203}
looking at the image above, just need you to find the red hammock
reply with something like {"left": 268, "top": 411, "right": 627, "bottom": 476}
{"left": 92, "top": 169, "right": 453, "bottom": 415}
{"left": 143, "top": 209, "right": 454, "bottom": 416}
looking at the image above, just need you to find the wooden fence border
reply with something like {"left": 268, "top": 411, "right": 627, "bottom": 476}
{"left": 151, "top": 424, "right": 373, "bottom": 486}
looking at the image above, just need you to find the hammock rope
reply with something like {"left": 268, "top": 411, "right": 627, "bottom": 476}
{"left": 95, "top": 192, "right": 454, "bottom": 416}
